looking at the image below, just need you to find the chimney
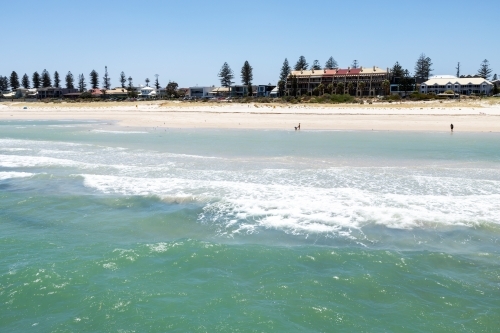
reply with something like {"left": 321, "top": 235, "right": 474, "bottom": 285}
{"left": 373, "top": 66, "right": 376, "bottom": 71}
{"left": 360, "top": 66, "right": 363, "bottom": 71}
{"left": 348, "top": 67, "right": 350, "bottom": 72}
{"left": 324, "top": 69, "right": 326, "bottom": 73}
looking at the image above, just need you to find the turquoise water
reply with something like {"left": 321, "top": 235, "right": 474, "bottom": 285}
{"left": 1, "top": 121, "right": 500, "bottom": 332}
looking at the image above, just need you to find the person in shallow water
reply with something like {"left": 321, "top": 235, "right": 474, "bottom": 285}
{"left": 294, "top": 123, "right": 301, "bottom": 131}
{"left": 450, "top": 123, "right": 454, "bottom": 132}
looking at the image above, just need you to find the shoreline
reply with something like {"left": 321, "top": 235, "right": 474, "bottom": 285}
{"left": 1, "top": 100, "right": 500, "bottom": 132}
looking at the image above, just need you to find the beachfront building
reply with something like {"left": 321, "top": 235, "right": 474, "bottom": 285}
{"left": 208, "top": 87, "right": 230, "bottom": 97}
{"left": 105, "top": 88, "right": 129, "bottom": 99}
{"left": 15, "top": 88, "right": 38, "bottom": 99}
{"left": 187, "top": 86, "right": 214, "bottom": 98}
{"left": 286, "top": 66, "right": 389, "bottom": 96}
{"left": 256, "top": 84, "right": 276, "bottom": 97}
{"left": 139, "top": 86, "right": 157, "bottom": 99}
{"left": 230, "top": 85, "right": 258, "bottom": 97}
{"left": 420, "top": 76, "right": 494, "bottom": 95}
{"left": 37, "top": 87, "right": 79, "bottom": 99}
{"left": 269, "top": 86, "right": 279, "bottom": 98}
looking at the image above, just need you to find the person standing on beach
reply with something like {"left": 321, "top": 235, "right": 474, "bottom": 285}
{"left": 450, "top": 124, "right": 454, "bottom": 132}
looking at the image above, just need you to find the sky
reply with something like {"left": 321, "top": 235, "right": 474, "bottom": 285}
{"left": 1, "top": 0, "right": 498, "bottom": 88}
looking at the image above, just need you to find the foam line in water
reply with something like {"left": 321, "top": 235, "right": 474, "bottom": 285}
{"left": 0, "top": 171, "right": 35, "bottom": 180}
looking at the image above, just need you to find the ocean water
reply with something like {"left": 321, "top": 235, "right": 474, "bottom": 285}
{"left": 1, "top": 120, "right": 500, "bottom": 332}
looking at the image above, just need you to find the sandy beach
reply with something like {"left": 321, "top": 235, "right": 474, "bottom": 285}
{"left": 1, "top": 99, "right": 500, "bottom": 132}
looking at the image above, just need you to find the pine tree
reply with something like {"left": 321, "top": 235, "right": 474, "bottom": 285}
{"left": 89, "top": 70, "right": 99, "bottom": 89}
{"left": 241, "top": 61, "right": 253, "bottom": 96}
{"left": 22, "top": 74, "right": 30, "bottom": 89}
{"left": 310, "top": 60, "right": 321, "bottom": 70}
{"left": 53, "top": 71, "right": 60, "bottom": 88}
{"left": 493, "top": 73, "right": 498, "bottom": 81}
{"left": 391, "top": 62, "right": 404, "bottom": 80}
{"left": 41, "top": 69, "right": 51, "bottom": 87}
{"left": 78, "top": 74, "right": 86, "bottom": 92}
{"left": 294, "top": 56, "right": 308, "bottom": 71}
{"left": 102, "top": 66, "right": 111, "bottom": 90}
{"left": 0, "top": 76, "right": 9, "bottom": 91}
{"left": 324, "top": 56, "right": 338, "bottom": 70}
{"left": 351, "top": 60, "right": 359, "bottom": 69}
{"left": 154, "top": 74, "right": 160, "bottom": 89}
{"left": 218, "top": 62, "right": 234, "bottom": 88}
{"left": 120, "top": 72, "right": 127, "bottom": 88}
{"left": 32, "top": 72, "right": 41, "bottom": 89}
{"left": 414, "top": 53, "right": 433, "bottom": 80}
{"left": 279, "top": 58, "right": 291, "bottom": 82}
{"left": 477, "top": 59, "right": 492, "bottom": 79}
{"left": 65, "top": 72, "right": 74, "bottom": 89}
{"left": 127, "top": 76, "right": 133, "bottom": 90}
{"left": 145, "top": 78, "right": 150, "bottom": 86}
{"left": 456, "top": 62, "right": 460, "bottom": 78}
{"left": 10, "top": 71, "right": 20, "bottom": 90}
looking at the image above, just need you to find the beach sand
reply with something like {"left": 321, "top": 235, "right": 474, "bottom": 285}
{"left": 1, "top": 99, "right": 500, "bottom": 132}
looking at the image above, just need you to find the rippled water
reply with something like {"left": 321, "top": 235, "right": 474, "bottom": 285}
{"left": 1, "top": 121, "right": 499, "bottom": 332}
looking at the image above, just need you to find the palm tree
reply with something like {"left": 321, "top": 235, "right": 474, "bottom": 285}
{"left": 358, "top": 82, "right": 366, "bottom": 97}
{"left": 347, "top": 82, "right": 354, "bottom": 96}
{"left": 317, "top": 83, "right": 325, "bottom": 96}
{"left": 327, "top": 83, "right": 333, "bottom": 94}
{"left": 337, "top": 82, "right": 344, "bottom": 95}
{"left": 382, "top": 80, "right": 390, "bottom": 96}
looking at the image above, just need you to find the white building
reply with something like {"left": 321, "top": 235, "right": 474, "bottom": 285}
{"left": 420, "top": 76, "right": 493, "bottom": 95}
{"left": 187, "top": 87, "right": 214, "bottom": 98}
{"left": 138, "top": 86, "right": 157, "bottom": 98}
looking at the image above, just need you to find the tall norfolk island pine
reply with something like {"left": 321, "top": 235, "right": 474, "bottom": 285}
{"left": 120, "top": 72, "right": 127, "bottom": 88}
{"left": 477, "top": 59, "right": 492, "bottom": 79}
{"left": 22, "top": 74, "right": 30, "bottom": 89}
{"left": 240, "top": 61, "right": 253, "bottom": 96}
{"left": 78, "top": 74, "right": 86, "bottom": 92}
{"left": 324, "top": 57, "right": 338, "bottom": 70}
{"left": 102, "top": 66, "right": 111, "bottom": 90}
{"left": 65, "top": 72, "right": 74, "bottom": 89}
{"left": 218, "top": 62, "right": 234, "bottom": 88}
{"left": 414, "top": 53, "right": 433, "bottom": 80}
{"left": 89, "top": 70, "right": 99, "bottom": 89}
{"left": 41, "top": 69, "right": 52, "bottom": 88}
{"left": 10, "top": 71, "right": 20, "bottom": 90}
{"left": 32, "top": 72, "right": 40, "bottom": 89}
{"left": 294, "top": 56, "right": 308, "bottom": 71}
{"left": 54, "top": 71, "right": 60, "bottom": 88}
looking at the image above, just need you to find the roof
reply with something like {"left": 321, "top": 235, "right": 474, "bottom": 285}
{"left": 422, "top": 78, "right": 493, "bottom": 85}
{"left": 210, "top": 87, "right": 230, "bottom": 92}
{"left": 290, "top": 66, "right": 386, "bottom": 77}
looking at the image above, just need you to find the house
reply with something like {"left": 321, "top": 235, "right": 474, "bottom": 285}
{"left": 15, "top": 88, "right": 38, "bottom": 98}
{"left": 138, "top": 86, "right": 157, "bottom": 98}
{"left": 208, "top": 87, "right": 230, "bottom": 97}
{"left": 187, "top": 86, "right": 214, "bottom": 98}
{"left": 256, "top": 84, "right": 276, "bottom": 97}
{"left": 38, "top": 87, "right": 79, "bottom": 99}
{"left": 230, "top": 85, "right": 257, "bottom": 97}
{"left": 269, "top": 86, "right": 279, "bottom": 98}
{"left": 104, "top": 87, "right": 129, "bottom": 99}
{"left": 286, "top": 66, "right": 389, "bottom": 96}
{"left": 420, "top": 76, "right": 493, "bottom": 95}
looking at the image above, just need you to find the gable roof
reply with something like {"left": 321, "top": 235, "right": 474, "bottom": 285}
{"left": 422, "top": 78, "right": 493, "bottom": 86}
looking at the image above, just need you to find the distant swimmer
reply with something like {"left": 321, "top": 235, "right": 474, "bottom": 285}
{"left": 450, "top": 123, "right": 454, "bottom": 132}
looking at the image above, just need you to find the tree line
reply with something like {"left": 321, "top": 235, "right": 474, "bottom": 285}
{"left": 0, "top": 67, "right": 175, "bottom": 95}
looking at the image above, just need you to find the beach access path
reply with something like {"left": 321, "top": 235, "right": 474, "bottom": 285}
{"left": 1, "top": 100, "right": 500, "bottom": 132}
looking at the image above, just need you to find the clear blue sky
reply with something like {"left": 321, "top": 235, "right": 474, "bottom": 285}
{"left": 2, "top": 0, "right": 498, "bottom": 88}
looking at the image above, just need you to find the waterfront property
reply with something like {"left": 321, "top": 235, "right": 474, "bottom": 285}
{"left": 187, "top": 86, "right": 214, "bottom": 98}
{"left": 37, "top": 87, "right": 79, "bottom": 99}
{"left": 420, "top": 76, "right": 493, "bottom": 95}
{"left": 286, "top": 66, "right": 389, "bottom": 96}
{"left": 257, "top": 84, "right": 276, "bottom": 97}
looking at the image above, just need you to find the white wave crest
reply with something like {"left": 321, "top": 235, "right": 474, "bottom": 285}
{"left": 78, "top": 173, "right": 500, "bottom": 236}
{"left": 0, "top": 171, "right": 35, "bottom": 180}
